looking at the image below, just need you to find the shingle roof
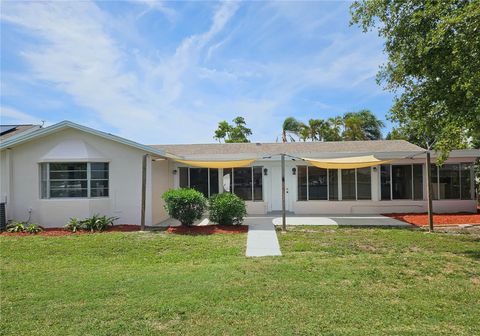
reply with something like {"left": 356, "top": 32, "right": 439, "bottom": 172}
{"left": 0, "top": 125, "right": 40, "bottom": 141}
{"left": 152, "top": 140, "right": 425, "bottom": 157}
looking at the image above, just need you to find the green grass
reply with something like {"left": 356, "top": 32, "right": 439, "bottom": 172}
{"left": 1, "top": 227, "right": 479, "bottom": 335}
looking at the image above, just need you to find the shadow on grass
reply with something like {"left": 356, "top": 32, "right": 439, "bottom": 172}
{"left": 148, "top": 225, "right": 248, "bottom": 235}
{"left": 461, "top": 250, "right": 480, "bottom": 260}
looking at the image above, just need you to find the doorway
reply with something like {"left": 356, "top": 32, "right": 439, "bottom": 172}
{"left": 270, "top": 166, "right": 294, "bottom": 211}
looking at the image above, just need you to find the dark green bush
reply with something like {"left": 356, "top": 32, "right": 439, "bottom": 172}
{"left": 162, "top": 188, "right": 207, "bottom": 226}
{"left": 209, "top": 192, "right": 246, "bottom": 226}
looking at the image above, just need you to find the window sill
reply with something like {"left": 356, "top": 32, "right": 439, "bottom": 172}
{"left": 39, "top": 197, "right": 110, "bottom": 201}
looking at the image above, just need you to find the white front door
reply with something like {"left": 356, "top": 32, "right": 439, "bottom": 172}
{"left": 270, "top": 166, "right": 293, "bottom": 211}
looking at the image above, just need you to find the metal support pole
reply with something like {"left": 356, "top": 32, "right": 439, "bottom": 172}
{"left": 140, "top": 154, "right": 148, "bottom": 231}
{"left": 281, "top": 154, "right": 286, "bottom": 232}
{"left": 425, "top": 151, "right": 434, "bottom": 232}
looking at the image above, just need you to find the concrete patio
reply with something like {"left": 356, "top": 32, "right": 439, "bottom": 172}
{"left": 244, "top": 212, "right": 412, "bottom": 228}
{"left": 157, "top": 213, "right": 412, "bottom": 228}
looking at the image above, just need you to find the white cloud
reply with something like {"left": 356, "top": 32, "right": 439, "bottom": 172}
{"left": 0, "top": 1, "right": 242, "bottom": 143}
{"left": 1, "top": 1, "right": 388, "bottom": 144}
{"left": 132, "top": 0, "right": 176, "bottom": 20}
{"left": 0, "top": 106, "right": 49, "bottom": 125}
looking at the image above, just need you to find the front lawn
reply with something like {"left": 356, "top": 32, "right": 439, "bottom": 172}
{"left": 1, "top": 227, "right": 479, "bottom": 335}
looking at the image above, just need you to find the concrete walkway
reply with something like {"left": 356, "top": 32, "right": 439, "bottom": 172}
{"left": 245, "top": 214, "right": 411, "bottom": 228}
{"left": 246, "top": 222, "right": 282, "bottom": 257}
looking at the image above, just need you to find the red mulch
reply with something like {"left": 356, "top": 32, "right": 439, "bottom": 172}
{"left": 166, "top": 225, "right": 248, "bottom": 235}
{"left": 0, "top": 225, "right": 140, "bottom": 237}
{"left": 383, "top": 213, "right": 480, "bottom": 226}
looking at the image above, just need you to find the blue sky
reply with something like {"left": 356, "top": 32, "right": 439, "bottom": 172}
{"left": 1, "top": 1, "right": 395, "bottom": 144}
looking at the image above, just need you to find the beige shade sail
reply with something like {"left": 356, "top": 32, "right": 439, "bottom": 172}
{"left": 175, "top": 159, "right": 256, "bottom": 168}
{"left": 304, "top": 155, "right": 392, "bottom": 169}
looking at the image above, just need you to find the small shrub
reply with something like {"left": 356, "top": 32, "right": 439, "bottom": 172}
{"left": 64, "top": 218, "right": 83, "bottom": 232}
{"left": 25, "top": 223, "right": 43, "bottom": 234}
{"left": 209, "top": 193, "right": 246, "bottom": 226}
{"left": 6, "top": 222, "right": 26, "bottom": 233}
{"left": 82, "top": 214, "right": 118, "bottom": 232}
{"left": 162, "top": 188, "right": 207, "bottom": 226}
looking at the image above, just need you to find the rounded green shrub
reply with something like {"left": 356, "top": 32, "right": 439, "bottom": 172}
{"left": 209, "top": 192, "right": 246, "bottom": 226}
{"left": 162, "top": 188, "right": 207, "bottom": 226}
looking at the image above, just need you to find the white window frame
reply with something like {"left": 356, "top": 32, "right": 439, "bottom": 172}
{"left": 431, "top": 163, "right": 474, "bottom": 200}
{"left": 297, "top": 166, "right": 371, "bottom": 201}
{"left": 40, "top": 162, "right": 109, "bottom": 199}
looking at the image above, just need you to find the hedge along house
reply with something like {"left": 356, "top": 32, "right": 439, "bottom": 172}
{"left": 0, "top": 120, "right": 479, "bottom": 228}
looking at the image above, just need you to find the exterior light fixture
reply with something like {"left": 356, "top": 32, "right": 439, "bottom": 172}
{"left": 172, "top": 169, "right": 178, "bottom": 175}
{"left": 263, "top": 168, "right": 268, "bottom": 176}
{"left": 372, "top": 166, "right": 377, "bottom": 172}
{"left": 292, "top": 167, "right": 297, "bottom": 175}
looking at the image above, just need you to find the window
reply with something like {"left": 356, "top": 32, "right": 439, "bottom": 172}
{"left": 431, "top": 164, "right": 439, "bottom": 200}
{"left": 460, "top": 163, "right": 473, "bottom": 200}
{"left": 380, "top": 164, "right": 391, "bottom": 200}
{"left": 328, "top": 169, "right": 338, "bottom": 201}
{"left": 439, "top": 164, "right": 460, "bottom": 199}
{"left": 221, "top": 167, "right": 263, "bottom": 201}
{"left": 298, "top": 166, "right": 371, "bottom": 201}
{"left": 308, "top": 167, "right": 327, "bottom": 200}
{"left": 253, "top": 167, "right": 263, "bottom": 201}
{"left": 297, "top": 166, "right": 308, "bottom": 201}
{"left": 178, "top": 167, "right": 219, "bottom": 197}
{"left": 190, "top": 168, "right": 209, "bottom": 197}
{"left": 356, "top": 167, "right": 371, "bottom": 200}
{"left": 341, "top": 169, "right": 356, "bottom": 200}
{"left": 381, "top": 164, "right": 423, "bottom": 200}
{"left": 233, "top": 167, "right": 252, "bottom": 201}
{"left": 430, "top": 163, "right": 473, "bottom": 200}
{"left": 392, "top": 165, "right": 412, "bottom": 199}
{"left": 40, "top": 162, "right": 109, "bottom": 198}
{"left": 413, "top": 164, "right": 423, "bottom": 200}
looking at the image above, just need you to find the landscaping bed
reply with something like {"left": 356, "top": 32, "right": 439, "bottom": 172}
{"left": 383, "top": 213, "right": 480, "bottom": 226}
{"left": 0, "top": 224, "right": 140, "bottom": 237}
{"left": 166, "top": 225, "right": 247, "bottom": 235}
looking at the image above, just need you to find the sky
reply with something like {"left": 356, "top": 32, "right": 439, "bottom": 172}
{"left": 0, "top": 1, "right": 395, "bottom": 144}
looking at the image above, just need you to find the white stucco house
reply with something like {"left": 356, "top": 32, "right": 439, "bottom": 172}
{"left": 0, "top": 120, "right": 479, "bottom": 228}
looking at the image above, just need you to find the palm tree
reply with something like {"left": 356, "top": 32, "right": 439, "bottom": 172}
{"left": 282, "top": 117, "right": 302, "bottom": 142}
{"left": 324, "top": 116, "right": 343, "bottom": 141}
{"left": 298, "top": 123, "right": 311, "bottom": 141}
{"left": 307, "top": 119, "right": 325, "bottom": 141}
{"left": 342, "top": 109, "right": 385, "bottom": 140}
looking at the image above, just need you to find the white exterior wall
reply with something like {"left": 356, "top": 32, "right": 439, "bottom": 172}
{"left": 3, "top": 128, "right": 156, "bottom": 227}
{"left": 151, "top": 159, "right": 174, "bottom": 224}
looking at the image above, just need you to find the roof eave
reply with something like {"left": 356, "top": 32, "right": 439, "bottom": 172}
{"left": 0, "top": 120, "right": 179, "bottom": 159}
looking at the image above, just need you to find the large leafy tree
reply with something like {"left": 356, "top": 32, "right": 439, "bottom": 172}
{"left": 213, "top": 117, "right": 252, "bottom": 143}
{"left": 350, "top": 0, "right": 480, "bottom": 162}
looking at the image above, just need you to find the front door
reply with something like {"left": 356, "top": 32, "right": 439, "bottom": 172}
{"left": 270, "top": 166, "right": 293, "bottom": 211}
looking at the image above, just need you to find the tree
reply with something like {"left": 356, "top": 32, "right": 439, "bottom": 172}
{"left": 324, "top": 116, "right": 343, "bottom": 141}
{"left": 342, "top": 109, "right": 385, "bottom": 140}
{"left": 281, "top": 117, "right": 303, "bottom": 142}
{"left": 350, "top": 0, "right": 480, "bottom": 162}
{"left": 213, "top": 117, "right": 252, "bottom": 143}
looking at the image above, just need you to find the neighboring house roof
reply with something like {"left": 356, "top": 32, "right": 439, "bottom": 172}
{"left": 152, "top": 141, "right": 427, "bottom": 159}
{"left": 0, "top": 124, "right": 41, "bottom": 140}
{"left": 0, "top": 120, "right": 173, "bottom": 159}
